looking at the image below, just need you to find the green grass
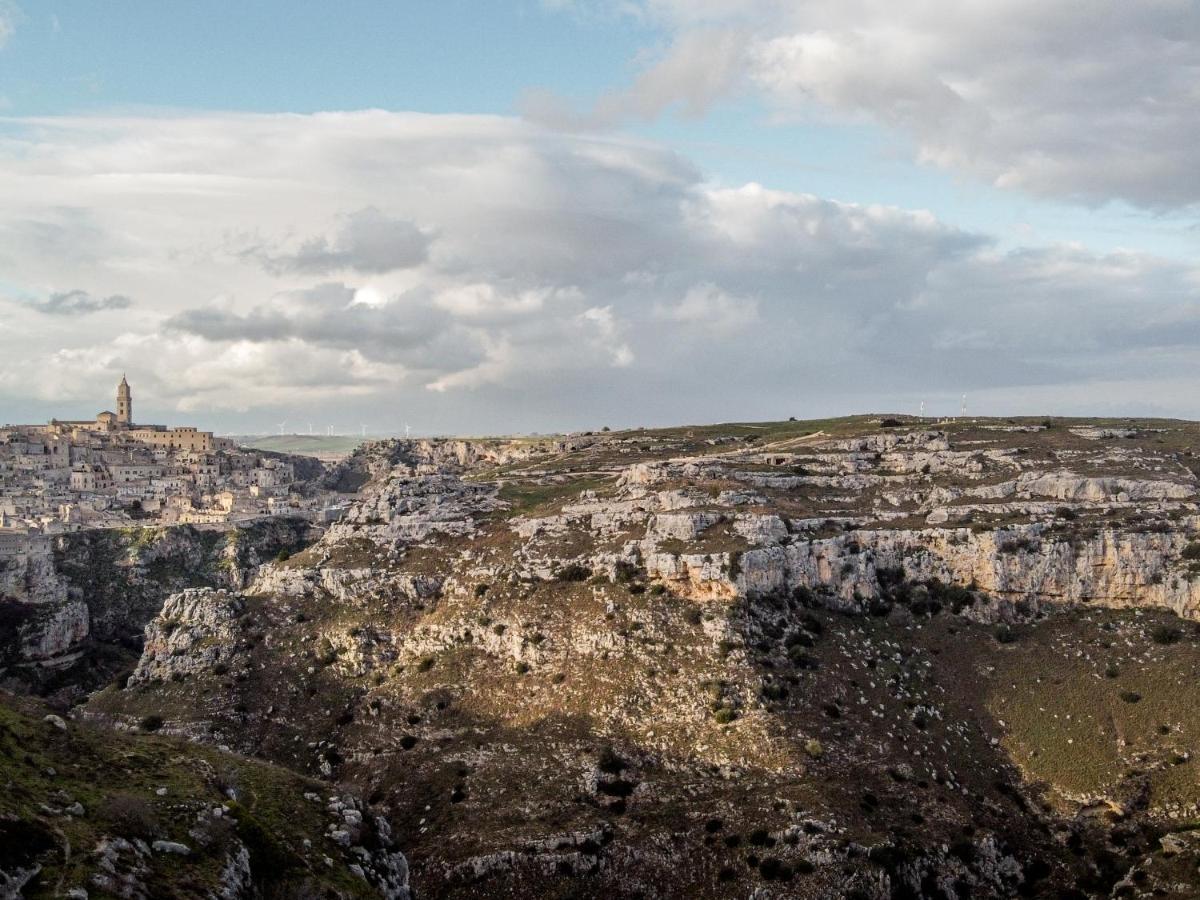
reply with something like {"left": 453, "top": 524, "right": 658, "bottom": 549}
{"left": 987, "top": 609, "right": 1200, "bottom": 810}
{"left": 495, "top": 474, "right": 617, "bottom": 516}
{"left": 0, "top": 692, "right": 380, "bottom": 898}
{"left": 231, "top": 434, "right": 366, "bottom": 458}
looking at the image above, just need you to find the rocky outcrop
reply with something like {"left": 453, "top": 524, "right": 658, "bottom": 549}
{"left": 328, "top": 472, "right": 501, "bottom": 547}
{"left": 128, "top": 589, "right": 246, "bottom": 685}
{"left": 0, "top": 518, "right": 315, "bottom": 696}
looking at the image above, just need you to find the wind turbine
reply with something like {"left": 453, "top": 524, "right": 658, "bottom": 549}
{"left": 919, "top": 400, "right": 925, "bottom": 420}
{"left": 360, "top": 424, "right": 367, "bottom": 438}
{"left": 961, "top": 394, "right": 968, "bottom": 419}
{"left": 308, "top": 423, "right": 313, "bottom": 435}
{"left": 277, "top": 420, "right": 287, "bottom": 436}
{"left": 404, "top": 422, "right": 411, "bottom": 440}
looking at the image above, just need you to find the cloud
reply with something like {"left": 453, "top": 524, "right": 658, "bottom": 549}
{"left": 236, "top": 207, "right": 433, "bottom": 274}
{"left": 542, "top": 1, "right": 1200, "bottom": 209}
{"left": 26, "top": 289, "right": 132, "bottom": 316}
{"left": 1, "top": 110, "right": 1200, "bottom": 430}
{"left": 654, "top": 282, "right": 759, "bottom": 333}
{"left": 0, "top": 2, "right": 18, "bottom": 48}
{"left": 523, "top": 29, "right": 749, "bottom": 128}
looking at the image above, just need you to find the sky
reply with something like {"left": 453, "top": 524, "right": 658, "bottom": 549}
{"left": 2, "top": 1, "right": 1200, "bottom": 434}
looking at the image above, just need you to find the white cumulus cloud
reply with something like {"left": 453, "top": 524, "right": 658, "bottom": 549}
{"left": 1, "top": 110, "right": 1199, "bottom": 431}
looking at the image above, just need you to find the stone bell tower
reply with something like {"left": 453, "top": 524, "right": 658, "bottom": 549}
{"left": 117, "top": 375, "right": 132, "bottom": 425}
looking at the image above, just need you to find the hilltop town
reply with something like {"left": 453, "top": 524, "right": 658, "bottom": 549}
{"left": 0, "top": 378, "right": 344, "bottom": 541}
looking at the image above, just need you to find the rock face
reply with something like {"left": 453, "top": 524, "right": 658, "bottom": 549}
{"left": 129, "top": 589, "right": 247, "bottom": 686}
{"left": 81, "top": 422, "right": 1200, "bottom": 898}
{"left": 0, "top": 517, "right": 316, "bottom": 697}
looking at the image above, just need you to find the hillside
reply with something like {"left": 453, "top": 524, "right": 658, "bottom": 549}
{"left": 62, "top": 416, "right": 1200, "bottom": 897}
{"left": 231, "top": 435, "right": 367, "bottom": 460}
{"left": 0, "top": 690, "right": 410, "bottom": 898}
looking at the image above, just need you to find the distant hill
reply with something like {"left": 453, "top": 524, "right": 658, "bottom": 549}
{"left": 229, "top": 434, "right": 367, "bottom": 459}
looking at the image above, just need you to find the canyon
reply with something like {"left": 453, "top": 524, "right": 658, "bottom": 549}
{"left": 7, "top": 416, "right": 1200, "bottom": 897}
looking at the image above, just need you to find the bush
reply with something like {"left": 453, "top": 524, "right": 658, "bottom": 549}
{"left": 555, "top": 563, "right": 592, "bottom": 583}
{"left": 994, "top": 624, "right": 1016, "bottom": 644}
{"left": 1151, "top": 624, "right": 1182, "bottom": 645}
{"left": 613, "top": 561, "right": 640, "bottom": 584}
{"left": 99, "top": 793, "right": 160, "bottom": 839}
{"left": 139, "top": 714, "right": 164, "bottom": 732}
{"left": 788, "top": 646, "right": 819, "bottom": 669}
{"left": 0, "top": 598, "right": 35, "bottom": 633}
{"left": 228, "top": 804, "right": 300, "bottom": 879}
{"left": 713, "top": 707, "right": 736, "bottom": 724}
{"left": 748, "top": 828, "right": 776, "bottom": 847}
{"left": 274, "top": 548, "right": 291, "bottom": 563}
{"left": 1182, "top": 542, "right": 1200, "bottom": 561}
{"left": 598, "top": 746, "right": 626, "bottom": 775}
{"left": 1119, "top": 691, "right": 1142, "bottom": 704}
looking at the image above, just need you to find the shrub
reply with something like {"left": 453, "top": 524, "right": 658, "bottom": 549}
{"left": 228, "top": 804, "right": 299, "bottom": 878}
{"left": 597, "top": 778, "right": 635, "bottom": 798}
{"left": 761, "top": 682, "right": 788, "bottom": 702}
{"left": 555, "top": 563, "right": 592, "bottom": 582}
{"left": 713, "top": 707, "right": 736, "bottom": 724}
{"left": 598, "top": 746, "right": 627, "bottom": 775}
{"left": 139, "top": 714, "right": 164, "bottom": 732}
{"left": 759, "top": 857, "right": 792, "bottom": 881}
{"left": 274, "top": 548, "right": 291, "bottom": 563}
{"left": 1183, "top": 543, "right": 1200, "bottom": 561}
{"left": 788, "top": 646, "right": 819, "bottom": 669}
{"left": 1119, "top": 691, "right": 1142, "bottom": 704}
{"left": 474, "top": 583, "right": 490, "bottom": 597}
{"left": 748, "top": 828, "right": 776, "bottom": 847}
{"left": 1151, "top": 624, "right": 1182, "bottom": 645}
{"left": 997, "top": 536, "right": 1038, "bottom": 555}
{"left": 613, "top": 561, "right": 640, "bottom": 584}
{"left": 98, "top": 793, "right": 160, "bottom": 839}
{"left": 994, "top": 624, "right": 1016, "bottom": 644}
{"left": 880, "top": 418, "right": 902, "bottom": 428}
{"left": 791, "top": 586, "right": 816, "bottom": 607}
